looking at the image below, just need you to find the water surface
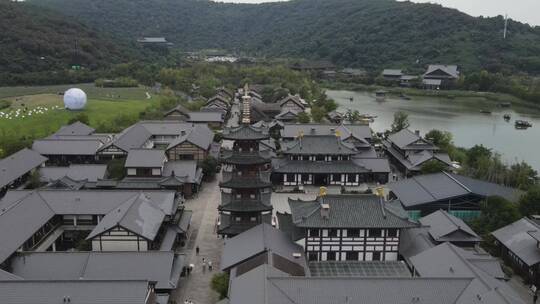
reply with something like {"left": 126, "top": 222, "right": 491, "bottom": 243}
{"left": 327, "top": 90, "right": 540, "bottom": 170}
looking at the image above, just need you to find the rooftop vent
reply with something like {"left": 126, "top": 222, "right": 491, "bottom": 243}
{"left": 310, "top": 127, "right": 316, "bottom": 134}
{"left": 414, "top": 130, "right": 420, "bottom": 136}
{"left": 321, "top": 203, "right": 330, "bottom": 219}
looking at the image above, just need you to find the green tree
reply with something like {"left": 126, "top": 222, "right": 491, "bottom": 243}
{"left": 25, "top": 170, "right": 42, "bottom": 189}
{"left": 310, "top": 106, "right": 326, "bottom": 122}
{"left": 106, "top": 158, "right": 126, "bottom": 179}
{"left": 466, "top": 145, "right": 492, "bottom": 168}
{"left": 519, "top": 186, "right": 540, "bottom": 217}
{"left": 421, "top": 160, "right": 448, "bottom": 174}
{"left": 68, "top": 113, "right": 90, "bottom": 125}
{"left": 296, "top": 112, "right": 311, "bottom": 123}
{"left": 201, "top": 156, "right": 219, "bottom": 180}
{"left": 210, "top": 272, "right": 229, "bottom": 299}
{"left": 425, "top": 129, "right": 453, "bottom": 152}
{"left": 507, "top": 162, "right": 537, "bottom": 190}
{"left": 390, "top": 111, "right": 409, "bottom": 133}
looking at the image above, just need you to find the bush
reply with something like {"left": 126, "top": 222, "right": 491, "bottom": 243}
{"left": 68, "top": 113, "right": 90, "bottom": 125}
{"left": 201, "top": 157, "right": 219, "bottom": 180}
{"left": 106, "top": 158, "right": 126, "bottom": 179}
{"left": 210, "top": 272, "right": 229, "bottom": 299}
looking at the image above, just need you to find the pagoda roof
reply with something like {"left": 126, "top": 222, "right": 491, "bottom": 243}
{"left": 221, "top": 150, "right": 272, "bottom": 165}
{"left": 220, "top": 171, "right": 272, "bottom": 189}
{"left": 220, "top": 192, "right": 272, "bottom": 212}
{"left": 222, "top": 125, "right": 269, "bottom": 141}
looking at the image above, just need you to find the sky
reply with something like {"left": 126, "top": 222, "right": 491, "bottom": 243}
{"left": 217, "top": 0, "right": 539, "bottom": 26}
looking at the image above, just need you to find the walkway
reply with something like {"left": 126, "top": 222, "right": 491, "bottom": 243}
{"left": 170, "top": 170, "right": 224, "bottom": 304}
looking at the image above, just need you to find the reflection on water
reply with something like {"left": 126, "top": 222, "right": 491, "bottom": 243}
{"left": 327, "top": 90, "right": 540, "bottom": 170}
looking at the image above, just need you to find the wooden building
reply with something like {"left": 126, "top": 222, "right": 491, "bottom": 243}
{"left": 278, "top": 194, "right": 417, "bottom": 262}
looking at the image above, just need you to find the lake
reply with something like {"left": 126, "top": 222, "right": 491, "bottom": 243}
{"left": 326, "top": 90, "right": 540, "bottom": 170}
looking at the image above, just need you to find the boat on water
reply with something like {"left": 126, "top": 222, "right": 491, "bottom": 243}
{"left": 375, "top": 90, "right": 386, "bottom": 101}
{"left": 515, "top": 120, "right": 533, "bottom": 128}
{"left": 349, "top": 97, "right": 354, "bottom": 102}
{"left": 503, "top": 114, "right": 511, "bottom": 121}
{"left": 399, "top": 93, "right": 411, "bottom": 100}
{"left": 498, "top": 102, "right": 512, "bottom": 108}
{"left": 479, "top": 110, "right": 492, "bottom": 114}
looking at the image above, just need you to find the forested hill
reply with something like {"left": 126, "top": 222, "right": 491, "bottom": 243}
{"left": 30, "top": 0, "right": 540, "bottom": 74}
{"left": 0, "top": 1, "right": 137, "bottom": 75}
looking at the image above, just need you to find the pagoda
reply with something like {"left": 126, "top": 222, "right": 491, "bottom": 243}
{"left": 217, "top": 87, "right": 273, "bottom": 237}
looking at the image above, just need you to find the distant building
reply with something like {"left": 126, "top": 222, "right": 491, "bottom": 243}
{"left": 382, "top": 129, "right": 452, "bottom": 176}
{"left": 290, "top": 61, "right": 336, "bottom": 73}
{"left": 381, "top": 69, "right": 403, "bottom": 81}
{"left": 423, "top": 64, "right": 460, "bottom": 88}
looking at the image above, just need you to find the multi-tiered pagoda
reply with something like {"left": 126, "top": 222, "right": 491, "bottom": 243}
{"left": 217, "top": 89, "right": 273, "bottom": 237}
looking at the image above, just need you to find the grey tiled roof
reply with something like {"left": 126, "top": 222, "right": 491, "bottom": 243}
{"left": 492, "top": 217, "right": 540, "bottom": 266}
{"left": 53, "top": 121, "right": 95, "bottom": 136}
{"left": 32, "top": 139, "right": 103, "bottom": 155}
{"left": 87, "top": 193, "right": 166, "bottom": 240}
{"left": 10, "top": 251, "right": 184, "bottom": 290}
{"left": 228, "top": 264, "right": 472, "bottom": 304}
{"left": 221, "top": 150, "right": 272, "bottom": 165}
{"left": 187, "top": 111, "right": 224, "bottom": 123}
{"left": 272, "top": 158, "right": 385, "bottom": 174}
{"left": 288, "top": 195, "right": 417, "bottom": 228}
{"left": 0, "top": 148, "right": 47, "bottom": 189}
{"left": 281, "top": 135, "right": 357, "bottom": 155}
{"left": 39, "top": 164, "right": 107, "bottom": 183}
{"left": 387, "top": 129, "right": 437, "bottom": 150}
{"left": 410, "top": 242, "right": 523, "bottom": 304}
{"left": 281, "top": 123, "right": 371, "bottom": 141}
{"left": 163, "top": 160, "right": 203, "bottom": 184}
{"left": 424, "top": 64, "right": 459, "bottom": 79}
{"left": 222, "top": 125, "right": 269, "bottom": 140}
{"left": 382, "top": 69, "right": 403, "bottom": 76}
{"left": 125, "top": 149, "right": 166, "bottom": 168}
{"left": 419, "top": 210, "right": 481, "bottom": 243}
{"left": 388, "top": 172, "right": 521, "bottom": 207}
{"left": 384, "top": 140, "right": 451, "bottom": 171}
{"left": 166, "top": 124, "right": 214, "bottom": 150}
{"left": 221, "top": 223, "right": 306, "bottom": 271}
{"left": 0, "top": 280, "right": 150, "bottom": 304}
{"left": 164, "top": 104, "right": 190, "bottom": 116}
{"left": 278, "top": 95, "right": 305, "bottom": 109}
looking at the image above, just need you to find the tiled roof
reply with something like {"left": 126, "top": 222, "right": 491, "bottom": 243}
{"left": 281, "top": 135, "right": 357, "bottom": 155}
{"left": 492, "top": 217, "right": 540, "bottom": 266}
{"left": 281, "top": 124, "right": 371, "bottom": 141}
{"left": 288, "top": 194, "right": 417, "bottom": 228}
{"left": 419, "top": 210, "right": 481, "bottom": 243}
{"left": 125, "top": 149, "right": 166, "bottom": 168}
{"left": 52, "top": 121, "right": 95, "bottom": 136}
{"left": 222, "top": 125, "right": 269, "bottom": 141}
{"left": 0, "top": 148, "right": 47, "bottom": 189}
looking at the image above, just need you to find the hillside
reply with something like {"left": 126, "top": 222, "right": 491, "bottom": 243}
{"left": 0, "top": 1, "right": 137, "bottom": 76}
{"left": 30, "top": 0, "right": 540, "bottom": 74}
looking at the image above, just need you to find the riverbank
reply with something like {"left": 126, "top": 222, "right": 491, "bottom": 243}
{"left": 322, "top": 81, "right": 540, "bottom": 111}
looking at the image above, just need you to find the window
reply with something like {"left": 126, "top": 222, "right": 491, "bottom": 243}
{"left": 308, "top": 229, "right": 320, "bottom": 237}
{"left": 328, "top": 229, "right": 338, "bottom": 237}
{"left": 369, "top": 229, "right": 382, "bottom": 237}
{"left": 346, "top": 252, "right": 359, "bottom": 260}
{"left": 127, "top": 168, "right": 136, "bottom": 176}
{"left": 373, "top": 252, "right": 382, "bottom": 261}
{"left": 250, "top": 194, "right": 256, "bottom": 199}
{"left": 327, "top": 252, "right": 336, "bottom": 261}
{"left": 308, "top": 253, "right": 318, "bottom": 261}
{"left": 348, "top": 229, "right": 360, "bottom": 237}
{"left": 235, "top": 217, "right": 242, "bottom": 222}
{"left": 387, "top": 229, "right": 398, "bottom": 237}
{"left": 250, "top": 217, "right": 257, "bottom": 222}
{"left": 316, "top": 155, "right": 325, "bottom": 161}
{"left": 179, "top": 154, "right": 195, "bottom": 160}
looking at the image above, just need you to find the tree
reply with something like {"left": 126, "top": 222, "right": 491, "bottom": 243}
{"left": 344, "top": 109, "right": 361, "bottom": 123}
{"left": 519, "top": 186, "right": 540, "bottom": 217}
{"left": 68, "top": 113, "right": 90, "bottom": 125}
{"left": 310, "top": 106, "right": 325, "bottom": 122}
{"left": 210, "top": 272, "right": 229, "bottom": 299}
{"left": 421, "top": 160, "right": 448, "bottom": 174}
{"left": 425, "top": 129, "right": 453, "bottom": 152}
{"left": 201, "top": 156, "right": 219, "bottom": 180}
{"left": 507, "top": 162, "right": 537, "bottom": 190}
{"left": 106, "top": 158, "right": 126, "bottom": 179}
{"left": 465, "top": 145, "right": 492, "bottom": 168}
{"left": 390, "top": 111, "right": 409, "bottom": 133}
{"left": 296, "top": 112, "right": 311, "bottom": 123}
{"left": 25, "top": 170, "right": 41, "bottom": 189}
{"left": 471, "top": 196, "right": 521, "bottom": 238}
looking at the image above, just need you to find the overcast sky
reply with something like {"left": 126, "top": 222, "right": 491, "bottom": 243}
{"left": 217, "top": 0, "right": 539, "bottom": 26}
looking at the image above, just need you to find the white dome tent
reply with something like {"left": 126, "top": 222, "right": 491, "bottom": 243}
{"left": 63, "top": 88, "right": 87, "bottom": 110}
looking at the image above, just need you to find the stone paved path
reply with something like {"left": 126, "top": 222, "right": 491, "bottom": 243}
{"left": 171, "top": 175, "right": 224, "bottom": 304}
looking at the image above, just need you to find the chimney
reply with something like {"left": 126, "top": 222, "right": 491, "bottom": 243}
{"left": 414, "top": 130, "right": 420, "bottom": 136}
{"left": 320, "top": 203, "right": 330, "bottom": 220}
{"left": 310, "top": 127, "right": 316, "bottom": 134}
{"left": 180, "top": 130, "right": 186, "bottom": 136}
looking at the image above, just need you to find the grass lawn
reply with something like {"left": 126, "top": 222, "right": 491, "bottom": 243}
{"left": 0, "top": 93, "right": 153, "bottom": 138}
{"left": 0, "top": 83, "right": 150, "bottom": 101}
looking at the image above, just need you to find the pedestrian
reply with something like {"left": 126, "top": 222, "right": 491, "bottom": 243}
{"left": 534, "top": 292, "right": 538, "bottom": 304}
{"left": 196, "top": 246, "right": 199, "bottom": 255}
{"left": 202, "top": 261, "right": 207, "bottom": 272}
{"left": 202, "top": 257, "right": 206, "bottom": 263}
{"left": 208, "top": 260, "right": 213, "bottom": 271}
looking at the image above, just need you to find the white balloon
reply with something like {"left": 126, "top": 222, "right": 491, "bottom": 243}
{"left": 63, "top": 88, "right": 87, "bottom": 110}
